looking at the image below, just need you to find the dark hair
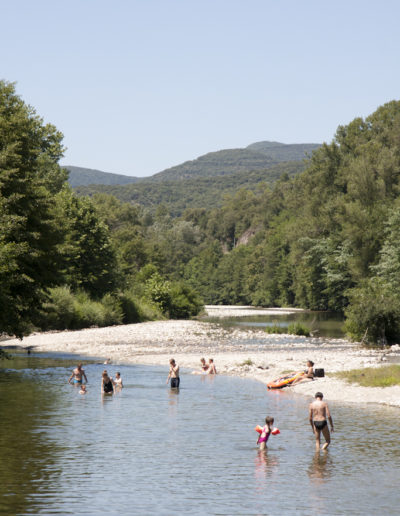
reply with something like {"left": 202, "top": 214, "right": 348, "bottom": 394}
{"left": 315, "top": 392, "right": 323, "bottom": 399}
{"left": 265, "top": 416, "right": 274, "bottom": 425}
{"left": 308, "top": 360, "right": 314, "bottom": 366}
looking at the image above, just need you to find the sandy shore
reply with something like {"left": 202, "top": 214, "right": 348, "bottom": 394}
{"left": 5, "top": 305, "right": 400, "bottom": 408}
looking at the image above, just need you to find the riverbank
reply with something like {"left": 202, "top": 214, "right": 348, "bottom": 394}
{"left": 5, "top": 305, "right": 400, "bottom": 407}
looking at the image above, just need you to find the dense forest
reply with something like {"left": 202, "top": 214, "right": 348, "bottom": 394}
{"left": 74, "top": 161, "right": 305, "bottom": 216}
{"left": 2, "top": 79, "right": 400, "bottom": 345}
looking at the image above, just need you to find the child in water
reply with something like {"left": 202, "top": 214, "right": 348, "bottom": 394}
{"left": 257, "top": 416, "right": 275, "bottom": 451}
{"left": 79, "top": 385, "right": 87, "bottom": 395}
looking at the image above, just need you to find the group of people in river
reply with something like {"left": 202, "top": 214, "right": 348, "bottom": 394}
{"left": 68, "top": 357, "right": 333, "bottom": 451}
{"left": 165, "top": 356, "right": 217, "bottom": 388}
{"left": 68, "top": 363, "right": 123, "bottom": 395}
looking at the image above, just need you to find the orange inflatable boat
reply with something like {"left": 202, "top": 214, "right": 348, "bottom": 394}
{"left": 267, "top": 371, "right": 303, "bottom": 389}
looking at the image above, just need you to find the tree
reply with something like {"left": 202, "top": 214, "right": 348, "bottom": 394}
{"left": 0, "top": 81, "right": 67, "bottom": 337}
{"left": 56, "top": 188, "right": 119, "bottom": 298}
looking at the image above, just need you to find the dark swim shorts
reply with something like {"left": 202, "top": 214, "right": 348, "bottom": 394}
{"left": 171, "top": 377, "right": 180, "bottom": 388}
{"left": 314, "top": 420, "right": 327, "bottom": 430}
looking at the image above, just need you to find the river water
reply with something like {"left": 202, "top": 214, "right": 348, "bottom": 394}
{"left": 1, "top": 351, "right": 399, "bottom": 515}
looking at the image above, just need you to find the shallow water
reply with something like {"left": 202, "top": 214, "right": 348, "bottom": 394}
{"left": 205, "top": 311, "right": 345, "bottom": 338}
{"left": 1, "top": 352, "right": 399, "bottom": 515}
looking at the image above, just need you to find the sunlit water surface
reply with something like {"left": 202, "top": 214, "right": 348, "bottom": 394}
{"left": 0, "top": 352, "right": 399, "bottom": 515}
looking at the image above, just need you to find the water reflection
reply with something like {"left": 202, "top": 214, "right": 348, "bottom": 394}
{"left": 254, "top": 449, "right": 279, "bottom": 480}
{"left": 0, "top": 369, "right": 63, "bottom": 515}
{"left": 308, "top": 451, "right": 333, "bottom": 483}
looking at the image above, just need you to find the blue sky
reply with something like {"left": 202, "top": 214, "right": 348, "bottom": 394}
{"left": 1, "top": 0, "right": 399, "bottom": 177}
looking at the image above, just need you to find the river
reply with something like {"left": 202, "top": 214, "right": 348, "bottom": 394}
{"left": 0, "top": 350, "right": 399, "bottom": 515}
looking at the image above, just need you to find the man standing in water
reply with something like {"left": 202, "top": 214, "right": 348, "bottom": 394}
{"left": 309, "top": 392, "right": 334, "bottom": 451}
{"left": 68, "top": 363, "right": 88, "bottom": 385}
{"left": 166, "top": 358, "right": 180, "bottom": 388}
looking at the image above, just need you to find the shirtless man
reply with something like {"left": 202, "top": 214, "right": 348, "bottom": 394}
{"left": 309, "top": 392, "right": 334, "bottom": 451}
{"left": 68, "top": 363, "right": 88, "bottom": 385}
{"left": 166, "top": 358, "right": 180, "bottom": 388}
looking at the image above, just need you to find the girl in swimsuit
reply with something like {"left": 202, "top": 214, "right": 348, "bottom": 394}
{"left": 114, "top": 372, "right": 123, "bottom": 389}
{"left": 257, "top": 416, "right": 274, "bottom": 451}
{"left": 101, "top": 370, "right": 114, "bottom": 394}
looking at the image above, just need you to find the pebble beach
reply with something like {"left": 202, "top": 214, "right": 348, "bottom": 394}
{"left": 6, "top": 305, "right": 400, "bottom": 407}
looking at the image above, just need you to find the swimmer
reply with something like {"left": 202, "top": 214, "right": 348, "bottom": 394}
{"left": 68, "top": 363, "right": 88, "bottom": 385}
{"left": 309, "top": 392, "right": 334, "bottom": 451}
{"left": 166, "top": 358, "right": 180, "bottom": 388}
{"left": 208, "top": 358, "right": 217, "bottom": 374}
{"left": 292, "top": 360, "right": 314, "bottom": 385}
{"left": 79, "top": 385, "right": 87, "bottom": 395}
{"left": 101, "top": 370, "right": 114, "bottom": 394}
{"left": 104, "top": 358, "right": 111, "bottom": 365}
{"left": 200, "top": 357, "right": 209, "bottom": 372}
{"left": 114, "top": 372, "right": 123, "bottom": 389}
{"left": 257, "top": 416, "right": 275, "bottom": 451}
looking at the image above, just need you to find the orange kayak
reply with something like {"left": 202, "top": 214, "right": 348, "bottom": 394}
{"left": 267, "top": 371, "right": 303, "bottom": 389}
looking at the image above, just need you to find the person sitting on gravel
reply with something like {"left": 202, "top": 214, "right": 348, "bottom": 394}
{"left": 292, "top": 360, "right": 314, "bottom": 384}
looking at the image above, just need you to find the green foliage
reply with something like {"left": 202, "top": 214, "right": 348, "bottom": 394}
{"left": 40, "top": 287, "right": 124, "bottom": 330}
{"left": 169, "top": 283, "right": 203, "bottom": 319}
{"left": 345, "top": 279, "right": 400, "bottom": 345}
{"left": 264, "top": 324, "right": 286, "bottom": 334}
{"left": 74, "top": 162, "right": 305, "bottom": 217}
{"left": 144, "top": 272, "right": 172, "bottom": 314}
{"left": 0, "top": 80, "right": 66, "bottom": 337}
{"left": 56, "top": 188, "right": 120, "bottom": 297}
{"left": 246, "top": 141, "right": 321, "bottom": 161}
{"left": 239, "top": 358, "right": 254, "bottom": 366}
{"left": 287, "top": 322, "right": 310, "bottom": 337}
{"left": 335, "top": 365, "right": 400, "bottom": 387}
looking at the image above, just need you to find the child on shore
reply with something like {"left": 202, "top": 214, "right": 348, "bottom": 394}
{"left": 257, "top": 416, "right": 275, "bottom": 450}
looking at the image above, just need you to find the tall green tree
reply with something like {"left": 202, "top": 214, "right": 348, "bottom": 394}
{"left": 0, "top": 81, "right": 66, "bottom": 337}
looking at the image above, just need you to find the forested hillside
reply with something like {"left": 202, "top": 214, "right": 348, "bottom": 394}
{"left": 83, "top": 100, "right": 400, "bottom": 345}
{"left": 65, "top": 166, "right": 140, "bottom": 187}
{"left": 66, "top": 141, "right": 320, "bottom": 188}
{"left": 246, "top": 141, "right": 321, "bottom": 161}
{"left": 74, "top": 161, "right": 304, "bottom": 216}
{"left": 0, "top": 82, "right": 202, "bottom": 338}
{"left": 2, "top": 79, "right": 400, "bottom": 345}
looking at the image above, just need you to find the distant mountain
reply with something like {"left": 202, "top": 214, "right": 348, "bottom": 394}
{"left": 66, "top": 141, "right": 321, "bottom": 188}
{"left": 148, "top": 148, "right": 277, "bottom": 182}
{"left": 246, "top": 141, "right": 321, "bottom": 161}
{"left": 74, "top": 161, "right": 305, "bottom": 216}
{"left": 65, "top": 166, "right": 141, "bottom": 187}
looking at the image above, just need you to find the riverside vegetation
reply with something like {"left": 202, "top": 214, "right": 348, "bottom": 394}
{"left": 2, "top": 80, "right": 400, "bottom": 346}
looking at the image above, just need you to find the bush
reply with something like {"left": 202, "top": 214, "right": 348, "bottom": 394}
{"left": 345, "top": 279, "right": 400, "bottom": 346}
{"left": 100, "top": 293, "right": 123, "bottom": 326}
{"left": 265, "top": 323, "right": 286, "bottom": 334}
{"left": 287, "top": 322, "right": 310, "bottom": 337}
{"left": 40, "top": 286, "right": 76, "bottom": 330}
{"left": 119, "top": 290, "right": 142, "bottom": 324}
{"left": 169, "top": 283, "right": 203, "bottom": 319}
{"left": 73, "top": 291, "right": 106, "bottom": 328}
